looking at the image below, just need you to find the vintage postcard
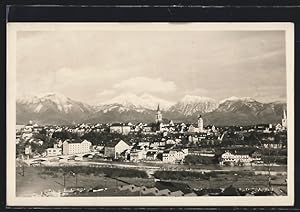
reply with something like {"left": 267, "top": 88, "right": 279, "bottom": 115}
{"left": 6, "top": 23, "right": 294, "bottom": 206}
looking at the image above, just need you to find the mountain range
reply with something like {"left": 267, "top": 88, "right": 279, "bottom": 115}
{"left": 16, "top": 92, "right": 286, "bottom": 126}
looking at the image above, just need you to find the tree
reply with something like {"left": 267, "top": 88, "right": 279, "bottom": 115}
{"left": 184, "top": 155, "right": 216, "bottom": 165}
{"left": 52, "top": 131, "right": 78, "bottom": 140}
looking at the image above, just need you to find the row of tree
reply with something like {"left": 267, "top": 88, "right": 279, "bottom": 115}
{"left": 42, "top": 166, "right": 148, "bottom": 178}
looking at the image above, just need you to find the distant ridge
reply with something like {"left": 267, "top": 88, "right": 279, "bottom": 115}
{"left": 17, "top": 92, "right": 286, "bottom": 126}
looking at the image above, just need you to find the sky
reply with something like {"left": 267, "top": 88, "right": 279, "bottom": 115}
{"left": 16, "top": 29, "right": 287, "bottom": 105}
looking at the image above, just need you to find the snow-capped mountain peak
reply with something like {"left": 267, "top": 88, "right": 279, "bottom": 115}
{"left": 170, "top": 95, "right": 219, "bottom": 116}
{"left": 38, "top": 92, "right": 69, "bottom": 103}
{"left": 17, "top": 92, "right": 93, "bottom": 114}
{"left": 17, "top": 95, "right": 40, "bottom": 105}
{"left": 17, "top": 93, "right": 72, "bottom": 113}
{"left": 219, "top": 96, "right": 256, "bottom": 104}
{"left": 99, "top": 93, "right": 174, "bottom": 110}
{"left": 16, "top": 92, "right": 286, "bottom": 125}
{"left": 180, "top": 95, "right": 216, "bottom": 103}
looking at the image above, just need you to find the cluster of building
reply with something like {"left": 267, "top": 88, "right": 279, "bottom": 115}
{"left": 16, "top": 104, "right": 288, "bottom": 166}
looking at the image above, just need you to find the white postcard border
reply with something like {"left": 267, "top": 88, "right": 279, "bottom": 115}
{"left": 7, "top": 22, "right": 295, "bottom": 207}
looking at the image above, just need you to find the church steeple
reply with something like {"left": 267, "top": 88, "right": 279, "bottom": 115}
{"left": 282, "top": 109, "right": 287, "bottom": 128}
{"left": 198, "top": 114, "right": 204, "bottom": 132}
{"left": 155, "top": 104, "right": 163, "bottom": 123}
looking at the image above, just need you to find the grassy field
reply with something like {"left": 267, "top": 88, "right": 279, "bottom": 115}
{"left": 16, "top": 166, "right": 287, "bottom": 197}
{"left": 16, "top": 167, "right": 130, "bottom": 196}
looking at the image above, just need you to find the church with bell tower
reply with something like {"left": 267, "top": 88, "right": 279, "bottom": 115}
{"left": 155, "top": 104, "right": 163, "bottom": 123}
{"left": 282, "top": 109, "right": 287, "bottom": 129}
{"left": 197, "top": 114, "right": 204, "bottom": 132}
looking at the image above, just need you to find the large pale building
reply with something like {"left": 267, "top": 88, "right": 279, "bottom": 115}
{"left": 162, "top": 149, "right": 188, "bottom": 164}
{"left": 62, "top": 139, "right": 92, "bottom": 155}
{"left": 219, "top": 151, "right": 253, "bottom": 166}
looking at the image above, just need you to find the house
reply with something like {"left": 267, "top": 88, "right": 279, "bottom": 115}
{"left": 110, "top": 123, "right": 131, "bottom": 135}
{"left": 46, "top": 144, "right": 62, "bottom": 157}
{"left": 188, "top": 125, "right": 198, "bottom": 133}
{"left": 162, "top": 150, "right": 186, "bottom": 164}
{"left": 138, "top": 141, "right": 150, "bottom": 147}
{"left": 263, "top": 143, "right": 283, "bottom": 149}
{"left": 32, "top": 125, "right": 44, "bottom": 133}
{"left": 275, "top": 123, "right": 283, "bottom": 131}
{"left": 145, "top": 150, "right": 158, "bottom": 160}
{"left": 129, "top": 146, "right": 147, "bottom": 162}
{"left": 46, "top": 148, "right": 62, "bottom": 157}
{"left": 250, "top": 151, "right": 262, "bottom": 161}
{"left": 57, "top": 140, "right": 63, "bottom": 147}
{"left": 62, "top": 139, "right": 92, "bottom": 155}
{"left": 94, "top": 145, "right": 104, "bottom": 151}
{"left": 23, "top": 122, "right": 34, "bottom": 133}
{"left": 24, "top": 145, "right": 32, "bottom": 155}
{"left": 143, "top": 126, "right": 152, "bottom": 132}
{"left": 16, "top": 124, "right": 25, "bottom": 132}
{"left": 219, "top": 151, "right": 253, "bottom": 166}
{"left": 21, "top": 132, "right": 33, "bottom": 140}
{"left": 16, "top": 134, "right": 21, "bottom": 144}
{"left": 166, "top": 139, "right": 176, "bottom": 145}
{"left": 104, "top": 140, "right": 131, "bottom": 159}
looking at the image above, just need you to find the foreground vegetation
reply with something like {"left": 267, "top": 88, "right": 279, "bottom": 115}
{"left": 16, "top": 166, "right": 287, "bottom": 197}
{"left": 153, "top": 170, "right": 256, "bottom": 181}
{"left": 41, "top": 166, "right": 148, "bottom": 178}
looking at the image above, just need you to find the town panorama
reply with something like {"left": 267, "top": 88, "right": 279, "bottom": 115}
{"left": 16, "top": 103, "right": 288, "bottom": 197}
{"left": 13, "top": 26, "right": 290, "bottom": 200}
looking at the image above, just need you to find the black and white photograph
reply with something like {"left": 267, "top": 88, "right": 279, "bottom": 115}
{"left": 6, "top": 23, "right": 294, "bottom": 206}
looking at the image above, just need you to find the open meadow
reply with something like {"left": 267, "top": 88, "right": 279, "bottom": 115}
{"left": 16, "top": 166, "right": 287, "bottom": 196}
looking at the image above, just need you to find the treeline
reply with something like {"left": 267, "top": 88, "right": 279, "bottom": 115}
{"left": 81, "top": 131, "right": 164, "bottom": 146}
{"left": 52, "top": 131, "right": 80, "bottom": 140}
{"left": 261, "top": 149, "right": 287, "bottom": 156}
{"left": 41, "top": 166, "right": 148, "bottom": 178}
{"left": 17, "top": 133, "right": 57, "bottom": 156}
{"left": 184, "top": 155, "right": 218, "bottom": 165}
{"left": 262, "top": 156, "right": 287, "bottom": 164}
{"left": 52, "top": 131, "right": 160, "bottom": 145}
{"left": 153, "top": 170, "right": 256, "bottom": 181}
{"left": 153, "top": 170, "right": 212, "bottom": 180}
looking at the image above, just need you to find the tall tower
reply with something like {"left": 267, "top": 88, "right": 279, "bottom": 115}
{"left": 197, "top": 114, "right": 204, "bottom": 132}
{"left": 282, "top": 109, "right": 287, "bottom": 128}
{"left": 155, "top": 104, "right": 163, "bottom": 123}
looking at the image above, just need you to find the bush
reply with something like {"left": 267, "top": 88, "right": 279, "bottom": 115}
{"left": 271, "top": 176, "right": 277, "bottom": 180}
{"left": 41, "top": 166, "right": 148, "bottom": 178}
{"left": 262, "top": 156, "right": 287, "bottom": 164}
{"left": 153, "top": 170, "right": 212, "bottom": 180}
{"left": 184, "top": 155, "right": 217, "bottom": 165}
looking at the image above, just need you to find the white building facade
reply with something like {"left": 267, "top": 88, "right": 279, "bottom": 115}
{"left": 219, "top": 151, "right": 252, "bottom": 166}
{"left": 62, "top": 139, "right": 92, "bottom": 155}
{"left": 162, "top": 150, "right": 187, "bottom": 164}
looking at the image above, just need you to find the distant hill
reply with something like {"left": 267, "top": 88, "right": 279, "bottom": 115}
{"left": 16, "top": 93, "right": 95, "bottom": 125}
{"left": 16, "top": 92, "right": 286, "bottom": 126}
